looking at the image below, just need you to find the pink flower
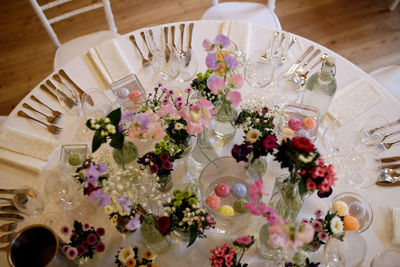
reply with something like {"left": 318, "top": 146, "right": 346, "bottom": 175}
{"left": 248, "top": 178, "right": 268, "bottom": 202}
{"left": 161, "top": 160, "right": 173, "bottom": 170}
{"left": 66, "top": 247, "right": 78, "bottom": 260}
{"left": 318, "top": 231, "right": 329, "bottom": 242}
{"left": 295, "top": 222, "right": 315, "bottom": 244}
{"left": 82, "top": 223, "right": 91, "bottom": 231}
{"left": 315, "top": 209, "right": 323, "bottom": 217}
{"left": 226, "top": 90, "right": 242, "bottom": 108}
{"left": 203, "top": 39, "right": 213, "bottom": 51}
{"left": 263, "top": 135, "right": 277, "bottom": 150}
{"left": 62, "top": 245, "right": 70, "bottom": 254}
{"left": 235, "top": 236, "right": 252, "bottom": 246}
{"left": 157, "top": 102, "right": 178, "bottom": 117}
{"left": 228, "top": 73, "right": 244, "bottom": 89}
{"left": 312, "top": 220, "right": 323, "bottom": 232}
{"left": 95, "top": 242, "right": 105, "bottom": 253}
{"left": 61, "top": 225, "right": 71, "bottom": 236}
{"left": 268, "top": 232, "right": 287, "bottom": 249}
{"left": 87, "top": 233, "right": 97, "bottom": 245}
{"left": 207, "top": 74, "right": 226, "bottom": 94}
{"left": 306, "top": 178, "right": 317, "bottom": 190}
{"left": 317, "top": 158, "right": 325, "bottom": 167}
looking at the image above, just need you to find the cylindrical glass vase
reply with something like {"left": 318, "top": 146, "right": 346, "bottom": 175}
{"left": 258, "top": 223, "right": 284, "bottom": 264}
{"left": 213, "top": 101, "right": 237, "bottom": 141}
{"left": 157, "top": 173, "right": 173, "bottom": 192}
{"left": 140, "top": 220, "right": 171, "bottom": 254}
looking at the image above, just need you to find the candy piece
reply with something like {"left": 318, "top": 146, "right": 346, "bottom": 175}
{"left": 281, "top": 128, "right": 295, "bottom": 140}
{"left": 332, "top": 201, "right": 349, "bottom": 216}
{"left": 205, "top": 195, "right": 221, "bottom": 210}
{"left": 296, "top": 129, "right": 310, "bottom": 138}
{"left": 231, "top": 183, "right": 247, "bottom": 198}
{"left": 233, "top": 199, "right": 248, "bottom": 214}
{"left": 288, "top": 117, "right": 302, "bottom": 131}
{"left": 129, "top": 90, "right": 141, "bottom": 100}
{"left": 68, "top": 152, "right": 83, "bottom": 166}
{"left": 219, "top": 205, "right": 235, "bottom": 216}
{"left": 349, "top": 202, "right": 366, "bottom": 219}
{"left": 343, "top": 215, "right": 360, "bottom": 231}
{"left": 117, "top": 87, "right": 130, "bottom": 99}
{"left": 215, "top": 184, "right": 230, "bottom": 198}
{"left": 302, "top": 117, "right": 317, "bottom": 130}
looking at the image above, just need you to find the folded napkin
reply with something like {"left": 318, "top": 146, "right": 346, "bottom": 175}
{"left": 221, "top": 21, "right": 252, "bottom": 55}
{"left": 392, "top": 207, "right": 400, "bottom": 245}
{"left": 87, "top": 39, "right": 134, "bottom": 86}
{"left": 0, "top": 127, "right": 58, "bottom": 173}
{"left": 327, "top": 78, "right": 382, "bottom": 125}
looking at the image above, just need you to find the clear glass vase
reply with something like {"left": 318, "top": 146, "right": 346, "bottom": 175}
{"left": 140, "top": 220, "right": 171, "bottom": 254}
{"left": 173, "top": 228, "right": 190, "bottom": 242}
{"left": 112, "top": 141, "right": 138, "bottom": 169}
{"left": 157, "top": 173, "right": 173, "bottom": 192}
{"left": 214, "top": 101, "right": 238, "bottom": 141}
{"left": 186, "top": 128, "right": 218, "bottom": 176}
{"left": 245, "top": 156, "right": 268, "bottom": 179}
{"left": 269, "top": 174, "right": 303, "bottom": 223}
{"left": 258, "top": 223, "right": 284, "bottom": 264}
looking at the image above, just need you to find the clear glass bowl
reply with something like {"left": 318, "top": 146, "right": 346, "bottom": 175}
{"left": 59, "top": 144, "right": 88, "bottom": 174}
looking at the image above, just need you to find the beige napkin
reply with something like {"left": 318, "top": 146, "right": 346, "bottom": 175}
{"left": 392, "top": 207, "right": 400, "bottom": 245}
{"left": 327, "top": 78, "right": 382, "bottom": 125}
{"left": 87, "top": 39, "right": 134, "bottom": 86}
{"left": 0, "top": 127, "right": 58, "bottom": 173}
{"left": 221, "top": 21, "right": 252, "bottom": 54}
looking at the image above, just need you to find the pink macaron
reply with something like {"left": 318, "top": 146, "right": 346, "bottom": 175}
{"left": 205, "top": 195, "right": 221, "bottom": 210}
{"left": 215, "top": 183, "right": 230, "bottom": 198}
{"left": 288, "top": 117, "right": 302, "bottom": 131}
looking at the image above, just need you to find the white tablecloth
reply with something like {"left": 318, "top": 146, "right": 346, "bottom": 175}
{"left": 1, "top": 20, "right": 400, "bottom": 266}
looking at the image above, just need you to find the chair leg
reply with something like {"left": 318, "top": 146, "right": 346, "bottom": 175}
{"left": 389, "top": 0, "right": 400, "bottom": 11}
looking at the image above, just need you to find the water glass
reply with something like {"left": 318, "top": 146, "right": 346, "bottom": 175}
{"left": 244, "top": 50, "right": 274, "bottom": 88}
{"left": 360, "top": 114, "right": 388, "bottom": 146}
{"left": 371, "top": 250, "right": 400, "bottom": 267}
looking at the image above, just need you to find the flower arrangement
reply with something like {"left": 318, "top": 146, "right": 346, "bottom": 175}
{"left": 163, "top": 188, "right": 216, "bottom": 247}
{"left": 61, "top": 221, "right": 106, "bottom": 261}
{"left": 231, "top": 106, "right": 277, "bottom": 163}
{"left": 209, "top": 235, "right": 255, "bottom": 267}
{"left": 115, "top": 246, "right": 157, "bottom": 267}
{"left": 301, "top": 209, "right": 344, "bottom": 252}
{"left": 274, "top": 137, "right": 337, "bottom": 198}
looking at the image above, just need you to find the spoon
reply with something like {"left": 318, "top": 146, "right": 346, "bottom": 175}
{"left": 380, "top": 168, "right": 400, "bottom": 182}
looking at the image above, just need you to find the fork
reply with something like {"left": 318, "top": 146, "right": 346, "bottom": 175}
{"left": 140, "top": 32, "right": 153, "bottom": 61}
{"left": 368, "top": 118, "right": 400, "bottom": 135}
{"left": 178, "top": 24, "right": 186, "bottom": 58}
{"left": 129, "top": 35, "right": 150, "bottom": 67}
{"left": 0, "top": 222, "right": 17, "bottom": 232}
{"left": 378, "top": 140, "right": 400, "bottom": 151}
{"left": 30, "top": 95, "right": 63, "bottom": 119}
{"left": 0, "top": 188, "right": 36, "bottom": 198}
{"left": 0, "top": 232, "right": 16, "bottom": 243}
{"left": 17, "top": 110, "right": 62, "bottom": 134}
{"left": 22, "top": 103, "right": 60, "bottom": 124}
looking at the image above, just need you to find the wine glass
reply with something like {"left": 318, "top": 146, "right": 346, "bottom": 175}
{"left": 359, "top": 114, "right": 388, "bottom": 146}
{"left": 344, "top": 151, "right": 381, "bottom": 188}
{"left": 244, "top": 50, "right": 275, "bottom": 88}
{"left": 12, "top": 186, "right": 45, "bottom": 217}
{"left": 324, "top": 231, "right": 367, "bottom": 267}
{"left": 176, "top": 47, "right": 198, "bottom": 82}
{"left": 43, "top": 170, "right": 78, "bottom": 211}
{"left": 371, "top": 250, "right": 400, "bottom": 267}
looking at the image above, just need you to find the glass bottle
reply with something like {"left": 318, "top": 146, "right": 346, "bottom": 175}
{"left": 301, "top": 56, "right": 337, "bottom": 116}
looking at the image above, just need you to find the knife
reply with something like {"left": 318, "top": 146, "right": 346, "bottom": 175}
{"left": 40, "top": 84, "right": 58, "bottom": 100}
{"left": 382, "top": 164, "right": 400, "bottom": 169}
{"left": 376, "top": 180, "right": 400, "bottom": 186}
{"left": 0, "top": 206, "right": 18, "bottom": 212}
{"left": 58, "top": 70, "right": 94, "bottom": 106}
{"left": 46, "top": 79, "right": 74, "bottom": 108}
{"left": 380, "top": 156, "right": 400, "bottom": 163}
{"left": 295, "top": 49, "right": 321, "bottom": 74}
{"left": 285, "top": 45, "right": 314, "bottom": 76}
{"left": 0, "top": 213, "right": 24, "bottom": 221}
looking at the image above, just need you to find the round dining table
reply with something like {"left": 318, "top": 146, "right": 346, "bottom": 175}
{"left": 0, "top": 20, "right": 399, "bottom": 267}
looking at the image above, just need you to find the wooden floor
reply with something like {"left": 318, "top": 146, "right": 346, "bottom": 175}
{"left": 0, "top": 0, "right": 399, "bottom": 115}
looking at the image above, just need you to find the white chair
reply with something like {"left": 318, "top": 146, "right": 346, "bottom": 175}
{"left": 0, "top": 116, "right": 7, "bottom": 128}
{"left": 370, "top": 64, "right": 400, "bottom": 102}
{"left": 201, "top": 0, "right": 282, "bottom": 30}
{"left": 29, "top": 0, "right": 120, "bottom": 70}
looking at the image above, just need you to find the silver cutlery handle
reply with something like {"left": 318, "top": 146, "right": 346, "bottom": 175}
{"left": 297, "top": 49, "right": 321, "bottom": 73}
{"left": 180, "top": 24, "right": 185, "bottom": 51}
{"left": 130, "top": 35, "right": 145, "bottom": 60}
{"left": 171, "top": 25, "right": 176, "bottom": 48}
{"left": 17, "top": 110, "right": 48, "bottom": 127}
{"left": 22, "top": 103, "right": 48, "bottom": 118}
{"left": 188, "top": 23, "right": 194, "bottom": 49}
{"left": 298, "top": 46, "right": 314, "bottom": 63}
{"left": 30, "top": 95, "right": 54, "bottom": 112}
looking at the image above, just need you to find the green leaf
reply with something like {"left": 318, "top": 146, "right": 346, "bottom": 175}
{"left": 92, "top": 134, "right": 106, "bottom": 153}
{"left": 107, "top": 108, "right": 121, "bottom": 126}
{"left": 187, "top": 228, "right": 198, "bottom": 247}
{"left": 109, "top": 132, "right": 124, "bottom": 150}
{"left": 85, "top": 119, "right": 92, "bottom": 129}
{"left": 299, "top": 179, "right": 308, "bottom": 196}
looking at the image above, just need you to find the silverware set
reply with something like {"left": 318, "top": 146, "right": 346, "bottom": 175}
{"left": 367, "top": 118, "right": 400, "bottom": 151}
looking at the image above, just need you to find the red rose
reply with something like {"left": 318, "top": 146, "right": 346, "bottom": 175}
{"left": 157, "top": 216, "right": 171, "bottom": 235}
{"left": 85, "top": 185, "right": 98, "bottom": 196}
{"left": 263, "top": 135, "right": 277, "bottom": 150}
{"left": 292, "top": 137, "right": 314, "bottom": 153}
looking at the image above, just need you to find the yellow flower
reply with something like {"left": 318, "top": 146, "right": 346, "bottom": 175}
{"left": 245, "top": 129, "right": 261, "bottom": 143}
{"left": 126, "top": 258, "right": 136, "bottom": 267}
{"left": 118, "top": 247, "right": 134, "bottom": 264}
{"left": 104, "top": 205, "right": 113, "bottom": 214}
{"left": 144, "top": 249, "right": 154, "bottom": 260}
{"left": 174, "top": 123, "right": 184, "bottom": 130}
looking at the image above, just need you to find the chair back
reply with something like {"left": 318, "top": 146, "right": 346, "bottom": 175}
{"left": 211, "top": 0, "right": 276, "bottom": 10}
{"left": 29, "top": 0, "right": 117, "bottom": 48}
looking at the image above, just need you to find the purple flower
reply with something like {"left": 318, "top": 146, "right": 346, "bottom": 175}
{"left": 96, "top": 162, "right": 107, "bottom": 174}
{"left": 66, "top": 247, "right": 78, "bottom": 260}
{"left": 87, "top": 233, "right": 97, "bottom": 245}
{"left": 89, "top": 189, "right": 110, "bottom": 206}
{"left": 117, "top": 194, "right": 132, "bottom": 213}
{"left": 206, "top": 53, "right": 219, "bottom": 70}
{"left": 134, "top": 113, "right": 151, "bottom": 130}
{"left": 202, "top": 39, "right": 213, "bottom": 51}
{"left": 262, "top": 107, "right": 269, "bottom": 114}
{"left": 117, "top": 125, "right": 124, "bottom": 132}
{"left": 95, "top": 242, "right": 105, "bottom": 253}
{"left": 121, "top": 110, "right": 135, "bottom": 123}
{"left": 77, "top": 245, "right": 87, "bottom": 255}
{"left": 125, "top": 216, "right": 141, "bottom": 231}
{"left": 231, "top": 143, "right": 252, "bottom": 162}
{"left": 224, "top": 55, "right": 238, "bottom": 69}
{"left": 214, "top": 34, "right": 230, "bottom": 47}
{"left": 96, "top": 227, "right": 105, "bottom": 237}
{"left": 84, "top": 163, "right": 100, "bottom": 187}
{"left": 61, "top": 225, "right": 71, "bottom": 236}
{"left": 82, "top": 223, "right": 91, "bottom": 231}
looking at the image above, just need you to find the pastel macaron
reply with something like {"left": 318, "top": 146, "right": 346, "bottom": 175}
{"left": 296, "top": 129, "right": 310, "bottom": 138}
{"left": 233, "top": 199, "right": 248, "bottom": 214}
{"left": 343, "top": 215, "right": 360, "bottom": 231}
{"left": 349, "top": 202, "right": 366, "bottom": 219}
{"left": 288, "top": 117, "right": 302, "bottom": 131}
{"left": 332, "top": 201, "right": 349, "bottom": 216}
{"left": 117, "top": 87, "right": 130, "bottom": 99}
{"left": 205, "top": 195, "right": 221, "bottom": 210}
{"left": 215, "top": 184, "right": 230, "bottom": 198}
{"left": 281, "top": 127, "right": 295, "bottom": 139}
{"left": 219, "top": 205, "right": 235, "bottom": 216}
{"left": 302, "top": 117, "right": 317, "bottom": 130}
{"left": 231, "top": 183, "right": 247, "bottom": 198}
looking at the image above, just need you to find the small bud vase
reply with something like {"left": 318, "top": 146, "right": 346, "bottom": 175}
{"left": 258, "top": 223, "right": 284, "bottom": 264}
{"left": 140, "top": 220, "right": 171, "bottom": 254}
{"left": 214, "top": 101, "right": 237, "bottom": 141}
{"left": 157, "top": 173, "right": 173, "bottom": 192}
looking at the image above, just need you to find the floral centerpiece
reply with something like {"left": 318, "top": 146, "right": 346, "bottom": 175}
{"left": 163, "top": 188, "right": 216, "bottom": 247}
{"left": 209, "top": 235, "right": 255, "bottom": 267}
{"left": 115, "top": 246, "right": 157, "bottom": 267}
{"left": 231, "top": 106, "right": 277, "bottom": 176}
{"left": 61, "top": 221, "right": 106, "bottom": 262}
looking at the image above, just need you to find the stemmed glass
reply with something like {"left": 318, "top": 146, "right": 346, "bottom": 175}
{"left": 244, "top": 50, "right": 274, "bottom": 88}
{"left": 43, "top": 170, "right": 78, "bottom": 211}
{"left": 177, "top": 47, "right": 198, "bottom": 82}
{"left": 359, "top": 114, "right": 389, "bottom": 146}
{"left": 4, "top": 186, "right": 45, "bottom": 218}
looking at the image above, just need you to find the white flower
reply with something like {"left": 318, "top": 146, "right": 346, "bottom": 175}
{"left": 118, "top": 246, "right": 134, "bottom": 264}
{"left": 104, "top": 118, "right": 110, "bottom": 123}
{"left": 104, "top": 205, "right": 113, "bottom": 214}
{"left": 330, "top": 216, "right": 344, "bottom": 234}
{"left": 245, "top": 129, "right": 261, "bottom": 143}
{"left": 299, "top": 153, "right": 314, "bottom": 163}
{"left": 95, "top": 124, "right": 100, "bottom": 129}
{"left": 174, "top": 123, "right": 184, "bottom": 130}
